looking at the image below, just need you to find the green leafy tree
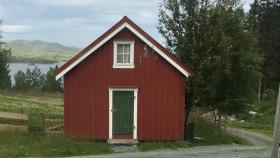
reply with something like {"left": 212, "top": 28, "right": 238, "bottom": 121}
{"left": 30, "top": 66, "right": 43, "bottom": 91}
{"left": 0, "top": 20, "right": 12, "bottom": 89}
{"left": 159, "top": 0, "right": 211, "bottom": 108}
{"left": 25, "top": 68, "right": 33, "bottom": 91}
{"left": 42, "top": 66, "right": 63, "bottom": 92}
{"left": 14, "top": 70, "right": 29, "bottom": 90}
{"left": 248, "top": 0, "right": 280, "bottom": 92}
{"left": 158, "top": 0, "right": 262, "bottom": 118}
{"left": 14, "top": 66, "right": 62, "bottom": 92}
{"left": 24, "top": 66, "right": 43, "bottom": 91}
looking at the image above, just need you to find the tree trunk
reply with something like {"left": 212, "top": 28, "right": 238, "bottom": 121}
{"left": 214, "top": 110, "right": 217, "bottom": 124}
{"left": 218, "top": 114, "right": 222, "bottom": 129}
{"left": 196, "top": 107, "right": 199, "bottom": 125}
{"left": 224, "top": 114, "right": 228, "bottom": 131}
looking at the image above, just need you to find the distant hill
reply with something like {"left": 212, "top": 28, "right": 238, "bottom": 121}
{"left": 7, "top": 40, "right": 80, "bottom": 63}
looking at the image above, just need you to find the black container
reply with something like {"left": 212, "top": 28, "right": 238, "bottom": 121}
{"left": 185, "top": 123, "right": 194, "bottom": 141}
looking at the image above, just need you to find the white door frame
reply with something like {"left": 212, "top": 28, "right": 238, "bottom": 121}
{"left": 108, "top": 88, "right": 138, "bottom": 139}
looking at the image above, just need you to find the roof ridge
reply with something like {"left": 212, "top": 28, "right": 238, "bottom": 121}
{"left": 55, "top": 16, "right": 193, "bottom": 79}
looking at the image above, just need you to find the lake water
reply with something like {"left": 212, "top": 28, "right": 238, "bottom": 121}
{"left": 9, "top": 63, "right": 62, "bottom": 85}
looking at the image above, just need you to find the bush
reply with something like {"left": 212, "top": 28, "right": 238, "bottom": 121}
{"left": 255, "top": 89, "right": 278, "bottom": 114}
{"left": 193, "top": 118, "right": 250, "bottom": 145}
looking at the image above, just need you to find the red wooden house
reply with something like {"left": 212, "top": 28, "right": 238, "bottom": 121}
{"left": 55, "top": 16, "right": 193, "bottom": 141}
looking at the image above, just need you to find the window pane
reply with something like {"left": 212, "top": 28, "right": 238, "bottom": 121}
{"left": 124, "top": 44, "right": 130, "bottom": 54}
{"left": 117, "top": 54, "right": 123, "bottom": 63}
{"left": 124, "top": 54, "right": 130, "bottom": 63}
{"left": 117, "top": 44, "right": 123, "bottom": 54}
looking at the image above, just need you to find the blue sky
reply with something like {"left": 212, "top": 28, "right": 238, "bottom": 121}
{"left": 0, "top": 0, "right": 253, "bottom": 48}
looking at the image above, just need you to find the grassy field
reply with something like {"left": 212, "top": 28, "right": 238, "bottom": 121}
{"left": 0, "top": 91, "right": 64, "bottom": 130}
{"left": 0, "top": 132, "right": 111, "bottom": 157}
{"left": 230, "top": 90, "right": 277, "bottom": 137}
{"left": 0, "top": 92, "right": 112, "bottom": 157}
{"left": 0, "top": 91, "right": 250, "bottom": 156}
{"left": 230, "top": 116, "right": 274, "bottom": 137}
{"left": 10, "top": 55, "right": 73, "bottom": 64}
{"left": 7, "top": 40, "right": 78, "bottom": 63}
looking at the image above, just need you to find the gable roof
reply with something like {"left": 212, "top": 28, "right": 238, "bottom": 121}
{"left": 55, "top": 16, "right": 193, "bottom": 80}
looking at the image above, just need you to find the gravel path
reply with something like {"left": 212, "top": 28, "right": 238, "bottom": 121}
{"left": 71, "top": 128, "right": 272, "bottom": 158}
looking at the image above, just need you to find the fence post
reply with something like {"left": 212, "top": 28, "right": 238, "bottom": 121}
{"left": 271, "top": 84, "right": 280, "bottom": 158}
{"left": 41, "top": 113, "right": 45, "bottom": 135}
{"left": 21, "top": 109, "right": 24, "bottom": 125}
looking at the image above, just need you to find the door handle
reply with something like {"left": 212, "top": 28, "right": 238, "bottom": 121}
{"left": 111, "top": 109, "right": 117, "bottom": 112}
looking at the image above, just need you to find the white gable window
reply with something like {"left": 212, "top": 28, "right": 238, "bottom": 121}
{"left": 113, "top": 41, "right": 135, "bottom": 68}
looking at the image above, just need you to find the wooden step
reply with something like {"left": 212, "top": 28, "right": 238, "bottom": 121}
{"left": 107, "top": 139, "right": 139, "bottom": 145}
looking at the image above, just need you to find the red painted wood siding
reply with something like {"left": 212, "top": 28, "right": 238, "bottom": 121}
{"left": 64, "top": 28, "right": 186, "bottom": 140}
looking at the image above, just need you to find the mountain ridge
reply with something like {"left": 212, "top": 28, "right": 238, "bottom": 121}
{"left": 6, "top": 39, "right": 80, "bottom": 63}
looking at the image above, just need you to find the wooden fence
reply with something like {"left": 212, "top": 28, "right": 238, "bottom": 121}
{"left": 42, "top": 113, "right": 64, "bottom": 137}
{"left": 0, "top": 111, "right": 28, "bottom": 132}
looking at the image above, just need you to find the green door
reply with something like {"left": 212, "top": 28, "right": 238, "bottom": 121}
{"left": 112, "top": 91, "right": 134, "bottom": 135}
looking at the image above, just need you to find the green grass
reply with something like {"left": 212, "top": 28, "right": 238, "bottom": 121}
{"left": 192, "top": 118, "right": 251, "bottom": 146}
{"left": 248, "top": 128, "right": 273, "bottom": 137}
{"left": 10, "top": 54, "right": 73, "bottom": 64}
{"left": 138, "top": 118, "right": 250, "bottom": 151}
{"left": 230, "top": 121, "right": 273, "bottom": 137}
{"left": 7, "top": 39, "right": 78, "bottom": 63}
{"left": 0, "top": 92, "right": 112, "bottom": 157}
{"left": 0, "top": 92, "right": 64, "bottom": 130}
{"left": 231, "top": 90, "right": 276, "bottom": 137}
{"left": 0, "top": 131, "right": 111, "bottom": 157}
{"left": 229, "top": 110, "right": 274, "bottom": 137}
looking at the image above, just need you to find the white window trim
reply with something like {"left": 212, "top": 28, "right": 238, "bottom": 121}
{"left": 108, "top": 88, "right": 138, "bottom": 140}
{"left": 113, "top": 41, "right": 135, "bottom": 68}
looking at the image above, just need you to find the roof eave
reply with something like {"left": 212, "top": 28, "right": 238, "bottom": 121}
{"left": 55, "top": 17, "right": 193, "bottom": 80}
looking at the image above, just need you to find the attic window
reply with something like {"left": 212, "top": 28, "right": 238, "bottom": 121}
{"left": 113, "top": 41, "right": 135, "bottom": 68}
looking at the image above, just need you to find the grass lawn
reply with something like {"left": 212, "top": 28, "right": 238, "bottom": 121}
{"left": 230, "top": 121, "right": 273, "bottom": 137}
{"left": 229, "top": 112, "right": 274, "bottom": 137}
{"left": 0, "top": 92, "right": 112, "bottom": 157}
{"left": 0, "top": 131, "right": 111, "bottom": 157}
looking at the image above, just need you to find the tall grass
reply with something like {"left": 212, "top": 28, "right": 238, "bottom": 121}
{"left": 138, "top": 118, "right": 250, "bottom": 151}
{"left": 193, "top": 118, "right": 250, "bottom": 146}
{"left": 0, "top": 131, "right": 111, "bottom": 157}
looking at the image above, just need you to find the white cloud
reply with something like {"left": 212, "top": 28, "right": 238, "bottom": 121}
{"left": 1, "top": 25, "right": 36, "bottom": 33}
{"left": 1, "top": 0, "right": 253, "bottom": 47}
{"left": 241, "top": 0, "right": 253, "bottom": 12}
{"left": 28, "top": 0, "right": 109, "bottom": 7}
{"left": 27, "top": 0, "right": 156, "bottom": 8}
{"left": 0, "top": 4, "right": 4, "bottom": 19}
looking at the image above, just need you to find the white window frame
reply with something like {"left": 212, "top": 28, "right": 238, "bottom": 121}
{"left": 108, "top": 88, "right": 138, "bottom": 140}
{"left": 113, "top": 41, "right": 135, "bottom": 68}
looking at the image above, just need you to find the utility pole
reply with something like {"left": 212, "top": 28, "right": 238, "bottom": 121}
{"left": 271, "top": 84, "right": 280, "bottom": 158}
